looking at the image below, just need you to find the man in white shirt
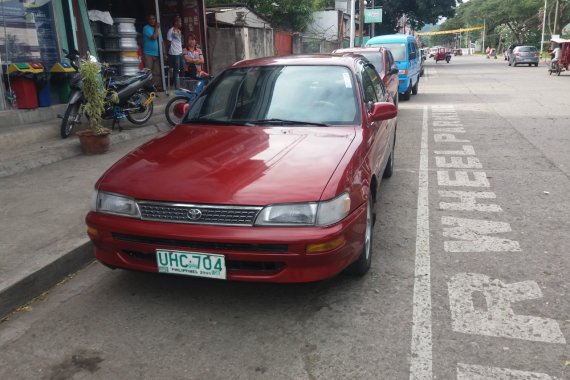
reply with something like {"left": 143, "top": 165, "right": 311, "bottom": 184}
{"left": 551, "top": 45, "right": 562, "bottom": 69}
{"left": 166, "top": 16, "right": 183, "bottom": 88}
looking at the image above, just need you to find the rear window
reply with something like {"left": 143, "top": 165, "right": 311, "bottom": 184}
{"left": 518, "top": 47, "right": 536, "bottom": 52}
{"left": 358, "top": 52, "right": 384, "bottom": 74}
{"left": 367, "top": 43, "right": 406, "bottom": 61}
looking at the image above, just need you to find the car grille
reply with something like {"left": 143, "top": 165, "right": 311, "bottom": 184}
{"left": 137, "top": 201, "right": 263, "bottom": 226}
{"left": 114, "top": 233, "right": 288, "bottom": 253}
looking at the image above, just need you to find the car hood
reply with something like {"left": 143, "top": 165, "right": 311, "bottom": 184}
{"left": 97, "top": 125, "right": 356, "bottom": 205}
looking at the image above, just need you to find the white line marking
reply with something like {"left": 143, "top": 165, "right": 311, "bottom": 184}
{"left": 410, "top": 105, "right": 433, "bottom": 380}
{"left": 457, "top": 363, "right": 560, "bottom": 380}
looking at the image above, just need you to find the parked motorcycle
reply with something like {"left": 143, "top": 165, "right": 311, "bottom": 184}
{"left": 60, "top": 49, "right": 157, "bottom": 138}
{"left": 164, "top": 75, "right": 212, "bottom": 126}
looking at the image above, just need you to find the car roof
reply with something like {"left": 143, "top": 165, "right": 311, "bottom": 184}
{"left": 367, "top": 33, "right": 414, "bottom": 44}
{"left": 333, "top": 47, "right": 384, "bottom": 54}
{"left": 230, "top": 54, "right": 364, "bottom": 72}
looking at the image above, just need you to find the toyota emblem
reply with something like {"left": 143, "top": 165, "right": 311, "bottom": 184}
{"left": 187, "top": 208, "right": 202, "bottom": 220}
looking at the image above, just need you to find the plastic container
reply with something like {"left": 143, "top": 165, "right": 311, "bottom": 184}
{"left": 30, "top": 63, "right": 51, "bottom": 107}
{"left": 50, "top": 62, "right": 76, "bottom": 103}
{"left": 8, "top": 63, "right": 42, "bottom": 109}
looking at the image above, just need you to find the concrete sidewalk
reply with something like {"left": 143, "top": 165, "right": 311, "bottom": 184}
{"left": 0, "top": 98, "right": 174, "bottom": 318}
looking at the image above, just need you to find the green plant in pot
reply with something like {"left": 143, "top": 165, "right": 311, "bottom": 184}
{"left": 76, "top": 56, "right": 111, "bottom": 154}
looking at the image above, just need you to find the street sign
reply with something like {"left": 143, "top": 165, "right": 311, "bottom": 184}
{"left": 365, "top": 8, "right": 382, "bottom": 24}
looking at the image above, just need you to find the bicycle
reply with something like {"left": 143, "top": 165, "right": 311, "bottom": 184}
{"left": 164, "top": 74, "right": 212, "bottom": 126}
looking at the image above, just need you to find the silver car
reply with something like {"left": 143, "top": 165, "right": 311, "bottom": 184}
{"left": 508, "top": 46, "right": 539, "bottom": 67}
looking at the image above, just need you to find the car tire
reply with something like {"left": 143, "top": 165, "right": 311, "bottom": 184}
{"left": 534, "top": 63, "right": 538, "bottom": 67}
{"left": 383, "top": 134, "right": 396, "bottom": 179}
{"left": 412, "top": 77, "right": 419, "bottom": 95}
{"left": 400, "top": 83, "right": 411, "bottom": 101}
{"left": 345, "top": 194, "right": 374, "bottom": 276}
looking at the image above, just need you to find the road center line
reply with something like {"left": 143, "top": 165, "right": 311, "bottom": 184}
{"left": 410, "top": 105, "right": 433, "bottom": 380}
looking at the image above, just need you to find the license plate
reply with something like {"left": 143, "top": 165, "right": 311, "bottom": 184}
{"left": 156, "top": 249, "right": 226, "bottom": 280}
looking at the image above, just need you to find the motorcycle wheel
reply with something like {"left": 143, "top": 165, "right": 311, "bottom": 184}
{"left": 165, "top": 95, "right": 195, "bottom": 126}
{"left": 126, "top": 91, "right": 154, "bottom": 125}
{"left": 60, "top": 103, "right": 81, "bottom": 139}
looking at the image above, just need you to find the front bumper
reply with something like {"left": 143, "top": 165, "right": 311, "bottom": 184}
{"left": 85, "top": 202, "right": 368, "bottom": 283}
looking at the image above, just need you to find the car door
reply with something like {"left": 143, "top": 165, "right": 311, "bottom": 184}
{"left": 360, "top": 63, "right": 389, "bottom": 177}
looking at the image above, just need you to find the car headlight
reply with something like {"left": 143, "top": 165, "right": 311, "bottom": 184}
{"left": 91, "top": 190, "right": 140, "bottom": 218}
{"left": 399, "top": 69, "right": 408, "bottom": 75}
{"left": 255, "top": 193, "right": 351, "bottom": 227}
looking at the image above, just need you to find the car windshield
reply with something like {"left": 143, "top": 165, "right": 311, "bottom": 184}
{"left": 185, "top": 65, "right": 360, "bottom": 125}
{"left": 367, "top": 43, "right": 406, "bottom": 61}
{"left": 518, "top": 47, "right": 536, "bottom": 52}
{"left": 358, "top": 52, "right": 384, "bottom": 73}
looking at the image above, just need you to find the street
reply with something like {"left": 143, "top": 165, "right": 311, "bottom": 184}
{"left": 0, "top": 55, "right": 568, "bottom": 379}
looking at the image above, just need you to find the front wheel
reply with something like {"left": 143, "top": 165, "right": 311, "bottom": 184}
{"left": 165, "top": 95, "right": 193, "bottom": 126}
{"left": 60, "top": 103, "right": 81, "bottom": 139}
{"left": 383, "top": 134, "right": 396, "bottom": 179}
{"left": 412, "top": 77, "right": 419, "bottom": 95}
{"left": 400, "top": 83, "right": 411, "bottom": 101}
{"left": 126, "top": 91, "right": 154, "bottom": 125}
{"left": 345, "top": 194, "right": 374, "bottom": 276}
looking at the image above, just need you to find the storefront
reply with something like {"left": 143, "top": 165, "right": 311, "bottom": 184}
{"left": 0, "top": 0, "right": 207, "bottom": 112}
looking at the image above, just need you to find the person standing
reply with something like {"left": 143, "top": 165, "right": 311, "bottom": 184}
{"left": 166, "top": 16, "right": 183, "bottom": 88}
{"left": 143, "top": 14, "right": 162, "bottom": 90}
{"left": 182, "top": 33, "right": 205, "bottom": 78}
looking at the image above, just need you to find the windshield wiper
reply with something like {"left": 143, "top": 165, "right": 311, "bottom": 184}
{"left": 245, "top": 118, "right": 330, "bottom": 127}
{"left": 188, "top": 118, "right": 250, "bottom": 126}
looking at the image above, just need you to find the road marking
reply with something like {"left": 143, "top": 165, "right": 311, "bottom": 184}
{"left": 449, "top": 273, "right": 566, "bottom": 343}
{"left": 434, "top": 145, "right": 475, "bottom": 156}
{"left": 457, "top": 363, "right": 560, "bottom": 380}
{"left": 437, "top": 171, "right": 491, "bottom": 187}
{"left": 410, "top": 105, "right": 432, "bottom": 380}
{"left": 442, "top": 217, "right": 521, "bottom": 252}
{"left": 438, "top": 191, "right": 502, "bottom": 212}
{"left": 435, "top": 156, "right": 483, "bottom": 169}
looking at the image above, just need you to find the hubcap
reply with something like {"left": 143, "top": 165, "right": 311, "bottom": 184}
{"left": 364, "top": 199, "right": 372, "bottom": 260}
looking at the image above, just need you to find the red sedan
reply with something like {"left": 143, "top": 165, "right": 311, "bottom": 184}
{"left": 86, "top": 54, "right": 397, "bottom": 283}
{"left": 333, "top": 47, "right": 399, "bottom": 108}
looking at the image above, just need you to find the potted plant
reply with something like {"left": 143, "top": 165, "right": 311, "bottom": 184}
{"left": 76, "top": 56, "right": 111, "bottom": 154}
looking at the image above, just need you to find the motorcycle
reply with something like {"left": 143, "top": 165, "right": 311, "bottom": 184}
{"left": 164, "top": 74, "right": 212, "bottom": 126}
{"left": 60, "top": 49, "right": 157, "bottom": 138}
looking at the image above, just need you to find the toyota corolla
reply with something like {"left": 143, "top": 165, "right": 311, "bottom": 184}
{"left": 86, "top": 55, "right": 397, "bottom": 283}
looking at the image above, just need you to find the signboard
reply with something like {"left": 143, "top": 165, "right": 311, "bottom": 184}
{"left": 365, "top": 8, "right": 382, "bottom": 24}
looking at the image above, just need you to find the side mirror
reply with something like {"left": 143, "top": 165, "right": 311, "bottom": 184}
{"left": 390, "top": 66, "right": 399, "bottom": 75}
{"left": 369, "top": 102, "right": 397, "bottom": 122}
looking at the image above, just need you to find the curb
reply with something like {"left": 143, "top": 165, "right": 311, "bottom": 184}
{"left": 0, "top": 242, "right": 95, "bottom": 320}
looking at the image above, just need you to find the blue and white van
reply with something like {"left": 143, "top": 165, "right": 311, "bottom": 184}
{"left": 366, "top": 34, "right": 420, "bottom": 100}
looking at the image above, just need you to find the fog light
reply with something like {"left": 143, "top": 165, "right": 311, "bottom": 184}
{"left": 87, "top": 227, "right": 98, "bottom": 238}
{"left": 306, "top": 235, "right": 345, "bottom": 254}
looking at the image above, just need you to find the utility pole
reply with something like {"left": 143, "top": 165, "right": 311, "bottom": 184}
{"left": 349, "top": 0, "right": 356, "bottom": 47}
{"left": 482, "top": 19, "right": 486, "bottom": 52}
{"left": 359, "top": 0, "right": 365, "bottom": 46}
{"left": 540, "top": 0, "right": 548, "bottom": 55}
{"left": 554, "top": 0, "right": 559, "bottom": 35}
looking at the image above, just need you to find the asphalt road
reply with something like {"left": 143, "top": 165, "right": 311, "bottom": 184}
{"left": 0, "top": 55, "right": 568, "bottom": 380}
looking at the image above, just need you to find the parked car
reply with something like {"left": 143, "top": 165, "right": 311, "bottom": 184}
{"left": 504, "top": 43, "right": 522, "bottom": 61}
{"left": 333, "top": 47, "right": 399, "bottom": 107}
{"left": 366, "top": 34, "right": 421, "bottom": 100}
{"left": 509, "top": 46, "right": 539, "bottom": 67}
{"left": 86, "top": 54, "right": 398, "bottom": 283}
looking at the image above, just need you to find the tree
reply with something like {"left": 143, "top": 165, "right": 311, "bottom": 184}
{"left": 206, "top": 0, "right": 317, "bottom": 31}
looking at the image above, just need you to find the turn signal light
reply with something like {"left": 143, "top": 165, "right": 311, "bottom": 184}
{"left": 306, "top": 235, "right": 345, "bottom": 254}
{"left": 87, "top": 227, "right": 98, "bottom": 238}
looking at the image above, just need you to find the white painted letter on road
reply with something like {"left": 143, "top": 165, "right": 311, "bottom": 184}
{"left": 439, "top": 191, "right": 502, "bottom": 212}
{"left": 449, "top": 273, "right": 566, "bottom": 343}
{"left": 437, "top": 171, "right": 491, "bottom": 188}
{"left": 442, "top": 217, "right": 520, "bottom": 252}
